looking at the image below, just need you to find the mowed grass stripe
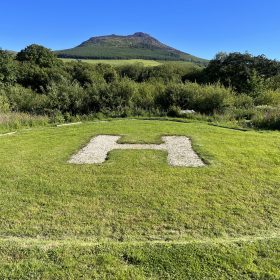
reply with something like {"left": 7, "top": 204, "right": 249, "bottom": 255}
{"left": 0, "top": 232, "right": 279, "bottom": 247}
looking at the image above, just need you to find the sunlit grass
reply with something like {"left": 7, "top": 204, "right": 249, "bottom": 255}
{"left": 0, "top": 119, "right": 279, "bottom": 278}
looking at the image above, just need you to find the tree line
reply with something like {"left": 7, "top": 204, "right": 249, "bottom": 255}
{"left": 1, "top": 44, "right": 280, "bottom": 129}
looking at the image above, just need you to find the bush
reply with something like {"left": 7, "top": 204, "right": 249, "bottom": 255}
{"left": 156, "top": 82, "right": 234, "bottom": 114}
{"left": 2, "top": 85, "right": 48, "bottom": 113}
{"left": 47, "top": 79, "right": 84, "bottom": 114}
{"left": 234, "top": 94, "right": 254, "bottom": 109}
{"left": 251, "top": 107, "right": 280, "bottom": 130}
{"left": 0, "top": 95, "right": 10, "bottom": 113}
{"left": 0, "top": 50, "right": 17, "bottom": 85}
{"left": 255, "top": 89, "right": 280, "bottom": 106}
{"left": 131, "top": 82, "right": 163, "bottom": 112}
{"left": 84, "top": 78, "right": 137, "bottom": 115}
{"left": 16, "top": 44, "right": 60, "bottom": 68}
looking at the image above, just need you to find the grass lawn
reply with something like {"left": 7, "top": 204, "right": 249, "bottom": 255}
{"left": 0, "top": 119, "right": 279, "bottom": 279}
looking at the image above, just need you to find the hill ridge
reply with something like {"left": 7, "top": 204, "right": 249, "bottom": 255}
{"left": 56, "top": 32, "right": 207, "bottom": 65}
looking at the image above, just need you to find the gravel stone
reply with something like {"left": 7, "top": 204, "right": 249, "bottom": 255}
{"left": 69, "top": 135, "right": 205, "bottom": 167}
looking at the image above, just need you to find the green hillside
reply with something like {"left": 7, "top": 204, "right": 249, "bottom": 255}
{"left": 56, "top": 32, "right": 208, "bottom": 66}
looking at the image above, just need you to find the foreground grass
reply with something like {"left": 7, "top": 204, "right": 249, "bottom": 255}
{"left": 0, "top": 119, "right": 279, "bottom": 278}
{"left": 0, "top": 238, "right": 279, "bottom": 279}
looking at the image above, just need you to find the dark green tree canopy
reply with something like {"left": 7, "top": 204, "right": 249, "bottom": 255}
{"left": 16, "top": 44, "right": 60, "bottom": 68}
{"left": 202, "top": 52, "right": 280, "bottom": 93}
{"left": 0, "top": 50, "right": 17, "bottom": 84}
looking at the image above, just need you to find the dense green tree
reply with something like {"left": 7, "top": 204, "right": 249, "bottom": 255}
{"left": 47, "top": 79, "right": 84, "bottom": 114}
{"left": 16, "top": 62, "right": 66, "bottom": 92}
{"left": 16, "top": 44, "right": 60, "bottom": 68}
{"left": 0, "top": 50, "right": 17, "bottom": 84}
{"left": 202, "top": 52, "right": 280, "bottom": 93}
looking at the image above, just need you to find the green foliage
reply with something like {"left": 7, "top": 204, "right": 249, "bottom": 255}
{"left": 0, "top": 50, "right": 17, "bottom": 84}
{"left": 255, "top": 89, "right": 280, "bottom": 106}
{"left": 203, "top": 52, "right": 280, "bottom": 93}
{"left": 84, "top": 78, "right": 136, "bottom": 115}
{"left": 251, "top": 107, "right": 280, "bottom": 130}
{"left": 16, "top": 44, "right": 60, "bottom": 68}
{"left": 0, "top": 94, "right": 10, "bottom": 113}
{"left": 47, "top": 79, "right": 84, "bottom": 114}
{"left": 234, "top": 94, "right": 254, "bottom": 109}
{"left": 156, "top": 82, "right": 234, "bottom": 114}
{"left": 3, "top": 84, "right": 48, "bottom": 113}
{"left": 131, "top": 82, "right": 161, "bottom": 112}
{"left": 2, "top": 43, "right": 280, "bottom": 130}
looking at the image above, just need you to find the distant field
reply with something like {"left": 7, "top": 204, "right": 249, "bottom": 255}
{"left": 60, "top": 58, "right": 203, "bottom": 68}
{"left": 61, "top": 58, "right": 162, "bottom": 67}
{"left": 0, "top": 119, "right": 279, "bottom": 278}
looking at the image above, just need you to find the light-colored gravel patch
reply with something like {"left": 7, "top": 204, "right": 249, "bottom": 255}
{"left": 57, "top": 122, "right": 82, "bottom": 127}
{"left": 0, "top": 132, "right": 16, "bottom": 137}
{"left": 69, "top": 135, "right": 205, "bottom": 167}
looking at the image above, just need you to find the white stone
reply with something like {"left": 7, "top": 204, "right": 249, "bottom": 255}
{"left": 69, "top": 135, "right": 205, "bottom": 167}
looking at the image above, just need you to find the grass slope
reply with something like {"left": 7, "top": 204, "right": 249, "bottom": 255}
{"left": 0, "top": 119, "right": 279, "bottom": 278}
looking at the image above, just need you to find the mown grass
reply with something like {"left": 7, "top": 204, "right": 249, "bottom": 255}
{"left": 0, "top": 238, "right": 279, "bottom": 279}
{"left": 0, "top": 119, "right": 279, "bottom": 278}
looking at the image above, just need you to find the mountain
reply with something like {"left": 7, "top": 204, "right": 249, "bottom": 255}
{"left": 56, "top": 32, "right": 207, "bottom": 65}
{"left": 1, "top": 49, "right": 17, "bottom": 55}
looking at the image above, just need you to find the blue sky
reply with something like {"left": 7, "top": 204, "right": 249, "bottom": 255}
{"left": 1, "top": 0, "right": 279, "bottom": 60}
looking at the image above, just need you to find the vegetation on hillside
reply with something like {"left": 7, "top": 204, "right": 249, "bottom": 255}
{"left": 1, "top": 45, "right": 280, "bottom": 130}
{"left": 56, "top": 32, "right": 208, "bottom": 65}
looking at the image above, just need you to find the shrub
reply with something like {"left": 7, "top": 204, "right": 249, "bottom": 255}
{"left": 156, "top": 82, "right": 234, "bottom": 114}
{"left": 16, "top": 44, "right": 60, "bottom": 68}
{"left": 0, "top": 50, "right": 17, "bottom": 85}
{"left": 255, "top": 89, "right": 280, "bottom": 106}
{"left": 131, "top": 82, "right": 158, "bottom": 111}
{"left": 84, "top": 78, "right": 137, "bottom": 115}
{"left": 0, "top": 94, "right": 10, "bottom": 113}
{"left": 2, "top": 85, "right": 48, "bottom": 113}
{"left": 234, "top": 94, "right": 254, "bottom": 109}
{"left": 251, "top": 107, "right": 280, "bottom": 130}
{"left": 47, "top": 79, "right": 84, "bottom": 114}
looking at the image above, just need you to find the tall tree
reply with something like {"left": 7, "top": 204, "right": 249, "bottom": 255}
{"left": 16, "top": 44, "right": 60, "bottom": 68}
{"left": 0, "top": 50, "right": 17, "bottom": 84}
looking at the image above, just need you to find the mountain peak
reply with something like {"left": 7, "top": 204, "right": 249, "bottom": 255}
{"left": 131, "top": 32, "right": 151, "bottom": 38}
{"left": 56, "top": 32, "right": 208, "bottom": 65}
